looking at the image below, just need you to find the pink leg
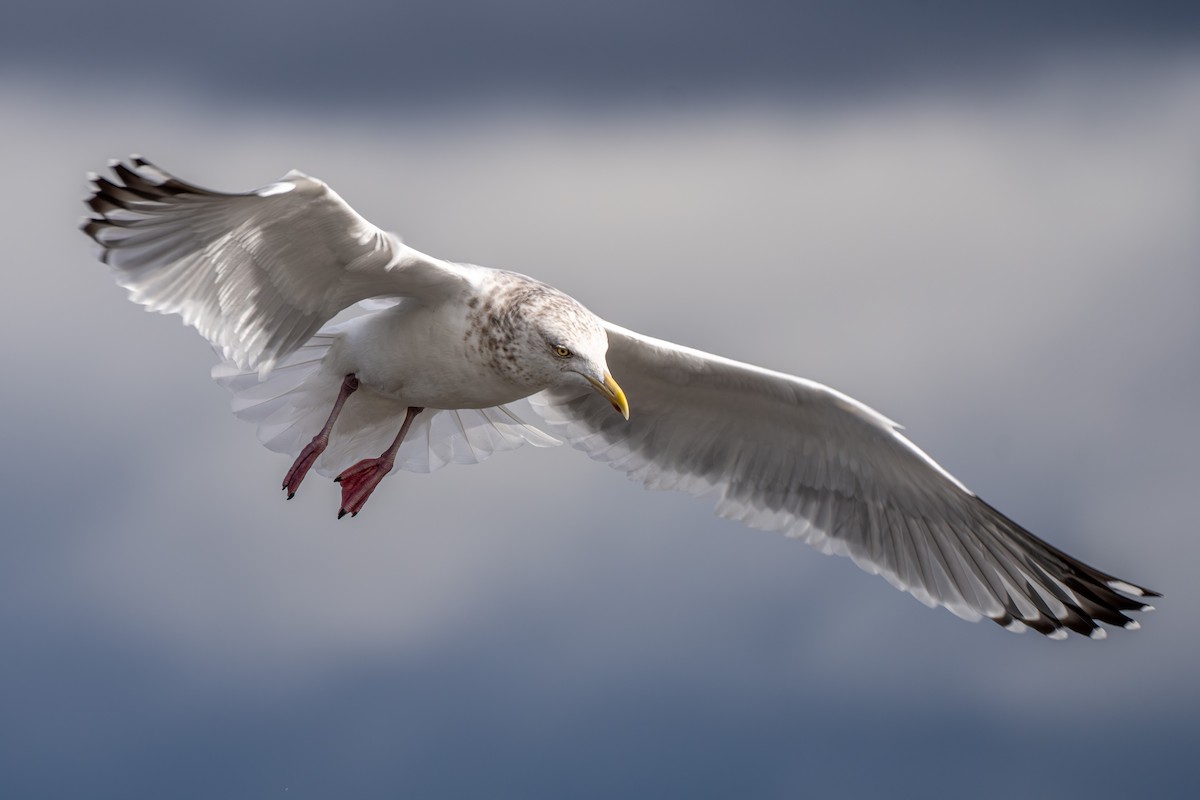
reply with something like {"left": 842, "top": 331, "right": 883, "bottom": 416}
{"left": 335, "top": 406, "right": 425, "bottom": 519}
{"left": 282, "top": 374, "right": 359, "bottom": 499}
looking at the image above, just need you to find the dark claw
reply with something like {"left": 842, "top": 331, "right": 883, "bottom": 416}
{"left": 334, "top": 476, "right": 342, "bottom": 483}
{"left": 337, "top": 508, "right": 347, "bottom": 519}
{"left": 287, "top": 492, "right": 295, "bottom": 500}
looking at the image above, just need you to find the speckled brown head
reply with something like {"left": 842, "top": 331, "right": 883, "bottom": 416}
{"left": 466, "top": 271, "right": 628, "bottom": 417}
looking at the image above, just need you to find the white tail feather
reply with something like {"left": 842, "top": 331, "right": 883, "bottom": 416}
{"left": 212, "top": 323, "right": 559, "bottom": 477}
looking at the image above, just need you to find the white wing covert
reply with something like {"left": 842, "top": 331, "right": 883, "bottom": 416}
{"left": 83, "top": 157, "right": 470, "bottom": 373}
{"left": 533, "top": 323, "right": 1157, "bottom": 638}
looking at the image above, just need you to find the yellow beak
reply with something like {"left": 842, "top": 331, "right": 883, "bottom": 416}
{"left": 586, "top": 371, "right": 630, "bottom": 420}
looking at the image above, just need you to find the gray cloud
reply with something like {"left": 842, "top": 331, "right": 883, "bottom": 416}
{"left": 3, "top": 53, "right": 1199, "bottom": 797}
{"left": 7, "top": 1, "right": 1200, "bottom": 109}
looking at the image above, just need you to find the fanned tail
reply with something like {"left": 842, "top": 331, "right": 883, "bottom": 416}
{"left": 213, "top": 322, "right": 559, "bottom": 477}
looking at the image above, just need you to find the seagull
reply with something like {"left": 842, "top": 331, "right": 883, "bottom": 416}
{"left": 83, "top": 157, "right": 1158, "bottom": 639}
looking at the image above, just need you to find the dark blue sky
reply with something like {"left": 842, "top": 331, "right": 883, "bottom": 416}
{"left": 3, "top": 3, "right": 1198, "bottom": 798}
{"left": 7, "top": 1, "right": 1200, "bottom": 107}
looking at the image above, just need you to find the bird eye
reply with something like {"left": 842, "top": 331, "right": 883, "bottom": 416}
{"left": 553, "top": 345, "right": 572, "bottom": 358}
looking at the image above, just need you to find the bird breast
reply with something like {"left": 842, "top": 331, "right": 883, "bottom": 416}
{"left": 329, "top": 302, "right": 539, "bottom": 410}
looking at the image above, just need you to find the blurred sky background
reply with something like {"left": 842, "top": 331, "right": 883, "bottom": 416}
{"left": 3, "top": 2, "right": 1199, "bottom": 797}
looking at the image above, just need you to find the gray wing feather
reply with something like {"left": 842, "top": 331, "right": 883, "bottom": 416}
{"left": 533, "top": 323, "right": 1157, "bottom": 638}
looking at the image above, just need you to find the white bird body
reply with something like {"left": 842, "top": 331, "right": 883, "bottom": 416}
{"left": 333, "top": 294, "right": 545, "bottom": 409}
{"left": 83, "top": 157, "right": 1158, "bottom": 639}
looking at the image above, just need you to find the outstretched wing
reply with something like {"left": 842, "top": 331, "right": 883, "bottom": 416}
{"left": 83, "top": 157, "right": 473, "bottom": 373}
{"left": 533, "top": 323, "right": 1157, "bottom": 639}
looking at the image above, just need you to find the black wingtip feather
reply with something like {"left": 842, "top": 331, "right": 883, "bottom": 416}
{"left": 969, "top": 497, "right": 1160, "bottom": 639}
{"left": 85, "top": 193, "right": 119, "bottom": 216}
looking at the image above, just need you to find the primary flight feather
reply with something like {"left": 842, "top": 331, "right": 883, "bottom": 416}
{"left": 83, "top": 157, "right": 1157, "bottom": 639}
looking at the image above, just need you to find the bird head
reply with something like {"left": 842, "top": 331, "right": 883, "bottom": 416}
{"left": 500, "top": 280, "right": 629, "bottom": 419}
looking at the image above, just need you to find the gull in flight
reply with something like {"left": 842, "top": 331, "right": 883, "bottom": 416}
{"left": 83, "top": 157, "right": 1158, "bottom": 639}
